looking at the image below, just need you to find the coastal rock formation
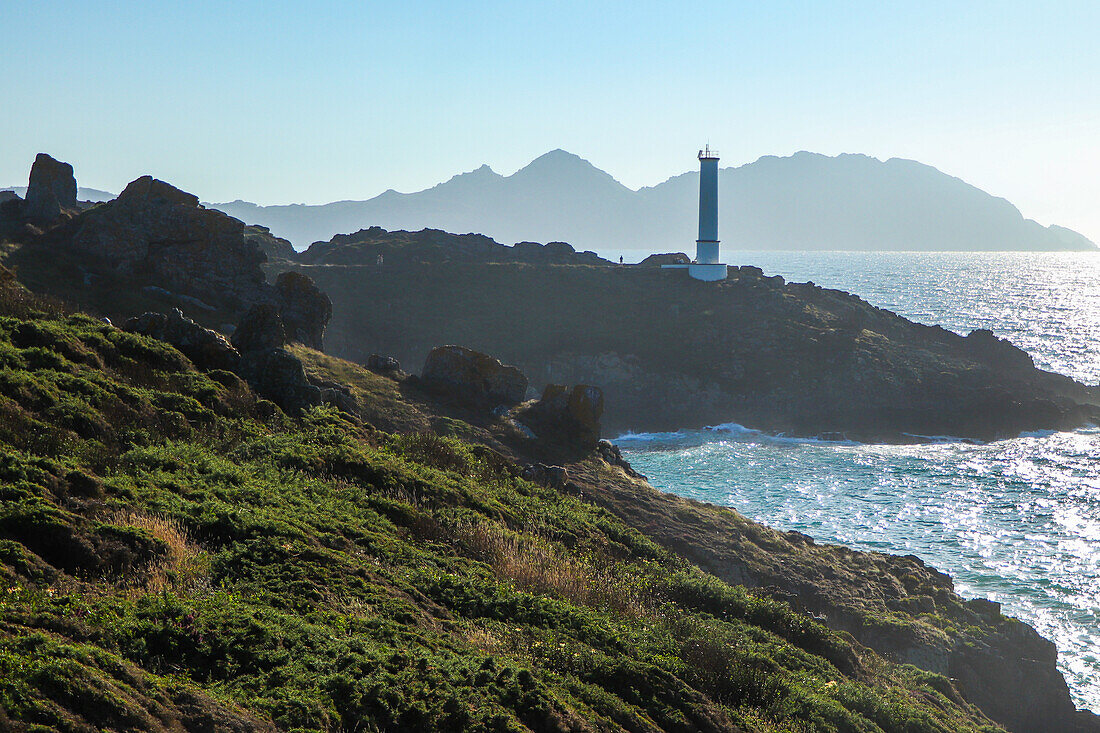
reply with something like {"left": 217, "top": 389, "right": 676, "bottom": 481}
{"left": 67, "top": 176, "right": 269, "bottom": 311}
{"left": 244, "top": 224, "right": 298, "bottom": 261}
{"left": 119, "top": 304, "right": 341, "bottom": 417}
{"left": 0, "top": 157, "right": 334, "bottom": 353}
{"left": 232, "top": 303, "right": 287, "bottom": 353}
{"left": 638, "top": 252, "right": 690, "bottom": 266}
{"left": 273, "top": 271, "right": 331, "bottom": 350}
{"left": 297, "top": 226, "right": 611, "bottom": 267}
{"left": 123, "top": 309, "right": 240, "bottom": 371}
{"left": 232, "top": 305, "right": 324, "bottom": 414}
{"left": 420, "top": 345, "right": 528, "bottom": 408}
{"left": 23, "top": 153, "right": 77, "bottom": 224}
{"left": 518, "top": 383, "right": 605, "bottom": 448}
{"left": 285, "top": 258, "right": 1100, "bottom": 441}
{"left": 366, "top": 353, "right": 402, "bottom": 375}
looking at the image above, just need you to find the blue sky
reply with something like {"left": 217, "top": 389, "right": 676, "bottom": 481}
{"left": 2, "top": 0, "right": 1098, "bottom": 241}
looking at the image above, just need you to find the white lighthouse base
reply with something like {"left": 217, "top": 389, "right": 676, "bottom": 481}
{"left": 661, "top": 263, "right": 728, "bottom": 281}
{"left": 689, "top": 263, "right": 728, "bottom": 281}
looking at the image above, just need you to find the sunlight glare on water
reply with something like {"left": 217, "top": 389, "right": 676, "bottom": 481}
{"left": 619, "top": 251, "right": 1100, "bottom": 712}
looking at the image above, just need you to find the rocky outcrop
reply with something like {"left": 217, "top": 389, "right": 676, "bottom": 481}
{"left": 236, "top": 345, "right": 322, "bottom": 416}
{"left": 67, "top": 176, "right": 269, "bottom": 312}
{"left": 965, "top": 328, "right": 1035, "bottom": 371}
{"left": 420, "top": 345, "right": 528, "bottom": 408}
{"left": 231, "top": 304, "right": 286, "bottom": 353}
{"left": 231, "top": 305, "right": 326, "bottom": 415}
{"left": 2, "top": 159, "right": 332, "bottom": 350}
{"left": 123, "top": 309, "right": 240, "bottom": 371}
{"left": 517, "top": 383, "right": 604, "bottom": 448}
{"left": 291, "top": 260, "right": 1100, "bottom": 441}
{"left": 638, "top": 252, "right": 690, "bottom": 266}
{"left": 298, "top": 227, "right": 612, "bottom": 267}
{"left": 366, "top": 353, "right": 403, "bottom": 375}
{"left": 23, "top": 154, "right": 77, "bottom": 224}
{"left": 273, "top": 271, "right": 331, "bottom": 350}
{"left": 521, "top": 463, "right": 570, "bottom": 489}
{"left": 118, "top": 304, "right": 343, "bottom": 417}
{"left": 227, "top": 304, "right": 350, "bottom": 415}
{"left": 244, "top": 225, "right": 298, "bottom": 262}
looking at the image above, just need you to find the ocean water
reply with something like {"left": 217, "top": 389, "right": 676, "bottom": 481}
{"left": 617, "top": 251, "right": 1100, "bottom": 712}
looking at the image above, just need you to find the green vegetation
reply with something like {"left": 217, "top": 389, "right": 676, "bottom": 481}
{"left": 0, "top": 273, "right": 1002, "bottom": 731}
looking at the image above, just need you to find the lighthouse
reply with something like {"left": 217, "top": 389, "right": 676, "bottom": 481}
{"left": 663, "top": 145, "right": 729, "bottom": 281}
{"left": 696, "top": 145, "right": 720, "bottom": 264}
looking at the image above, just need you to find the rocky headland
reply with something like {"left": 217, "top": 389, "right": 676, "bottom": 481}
{"left": 268, "top": 228, "right": 1100, "bottom": 442}
{"left": 1, "top": 154, "right": 1098, "bottom": 731}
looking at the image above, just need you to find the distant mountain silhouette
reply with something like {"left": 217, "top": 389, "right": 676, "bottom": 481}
{"left": 204, "top": 150, "right": 1093, "bottom": 253}
{"left": 1, "top": 185, "right": 115, "bottom": 203}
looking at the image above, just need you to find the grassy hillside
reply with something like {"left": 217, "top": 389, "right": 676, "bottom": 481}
{"left": 0, "top": 270, "right": 1005, "bottom": 731}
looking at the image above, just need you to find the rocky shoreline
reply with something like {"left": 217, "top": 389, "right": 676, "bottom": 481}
{"left": 265, "top": 246, "right": 1100, "bottom": 442}
{"left": 2, "top": 155, "right": 1098, "bottom": 731}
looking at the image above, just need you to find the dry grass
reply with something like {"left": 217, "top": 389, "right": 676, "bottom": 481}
{"left": 456, "top": 522, "right": 647, "bottom": 617}
{"left": 109, "top": 511, "right": 210, "bottom": 596}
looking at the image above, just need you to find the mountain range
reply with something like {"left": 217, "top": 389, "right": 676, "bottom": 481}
{"left": 208, "top": 150, "right": 1095, "bottom": 253}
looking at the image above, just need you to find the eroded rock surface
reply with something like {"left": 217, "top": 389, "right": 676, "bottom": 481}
{"left": 421, "top": 345, "right": 529, "bottom": 408}
{"left": 124, "top": 309, "right": 240, "bottom": 371}
{"left": 518, "top": 383, "right": 605, "bottom": 448}
{"left": 290, "top": 260, "right": 1100, "bottom": 441}
{"left": 274, "top": 271, "right": 331, "bottom": 351}
{"left": 68, "top": 176, "right": 269, "bottom": 311}
{"left": 23, "top": 153, "right": 77, "bottom": 224}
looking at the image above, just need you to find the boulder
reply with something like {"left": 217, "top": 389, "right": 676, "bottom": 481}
{"left": 123, "top": 309, "right": 240, "bottom": 371}
{"left": 521, "top": 463, "right": 569, "bottom": 489}
{"left": 0, "top": 192, "right": 22, "bottom": 225}
{"left": 519, "top": 383, "right": 604, "bottom": 448}
{"left": 236, "top": 346, "right": 322, "bottom": 416}
{"left": 23, "top": 153, "right": 77, "bottom": 224}
{"left": 231, "top": 304, "right": 286, "bottom": 353}
{"left": 68, "top": 176, "right": 269, "bottom": 311}
{"left": 420, "top": 345, "right": 528, "bottom": 408}
{"left": 273, "top": 271, "right": 331, "bottom": 350}
{"left": 229, "top": 305, "right": 351, "bottom": 416}
{"left": 596, "top": 439, "right": 639, "bottom": 476}
{"left": 366, "top": 353, "right": 402, "bottom": 374}
{"left": 638, "top": 252, "right": 691, "bottom": 266}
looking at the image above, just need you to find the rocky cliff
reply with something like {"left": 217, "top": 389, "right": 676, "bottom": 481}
{"left": 271, "top": 258, "right": 1100, "bottom": 442}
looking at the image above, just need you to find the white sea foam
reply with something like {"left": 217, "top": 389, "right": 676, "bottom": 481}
{"left": 620, "top": 250, "right": 1100, "bottom": 713}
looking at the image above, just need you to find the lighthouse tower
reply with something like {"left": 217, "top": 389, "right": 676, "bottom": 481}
{"left": 689, "top": 145, "right": 727, "bottom": 280}
{"left": 662, "top": 145, "right": 728, "bottom": 281}
{"left": 696, "top": 146, "right": 720, "bottom": 263}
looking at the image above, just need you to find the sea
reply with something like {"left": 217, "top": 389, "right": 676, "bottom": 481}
{"left": 615, "top": 251, "right": 1100, "bottom": 712}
